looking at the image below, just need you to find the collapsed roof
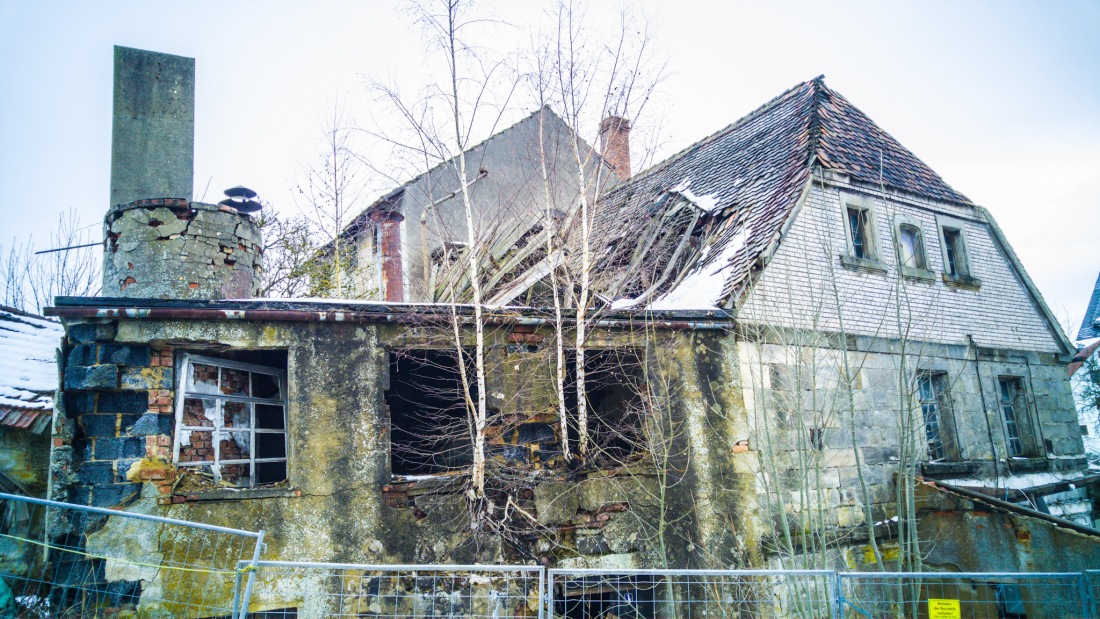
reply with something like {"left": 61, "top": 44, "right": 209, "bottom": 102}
{"left": 592, "top": 76, "right": 972, "bottom": 311}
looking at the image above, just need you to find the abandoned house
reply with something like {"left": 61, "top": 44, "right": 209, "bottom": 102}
{"left": 13, "top": 45, "right": 1100, "bottom": 615}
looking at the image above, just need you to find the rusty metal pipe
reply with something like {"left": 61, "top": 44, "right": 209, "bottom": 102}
{"left": 45, "top": 305, "right": 732, "bottom": 331}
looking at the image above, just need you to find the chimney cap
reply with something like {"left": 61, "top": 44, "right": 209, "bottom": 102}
{"left": 223, "top": 185, "right": 258, "bottom": 199}
{"left": 218, "top": 185, "right": 262, "bottom": 213}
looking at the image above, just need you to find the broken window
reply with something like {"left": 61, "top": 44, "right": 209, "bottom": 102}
{"left": 998, "top": 377, "right": 1036, "bottom": 457}
{"left": 846, "top": 205, "right": 875, "bottom": 260}
{"left": 896, "top": 223, "right": 926, "bottom": 269}
{"left": 942, "top": 227, "right": 968, "bottom": 277}
{"left": 174, "top": 352, "right": 288, "bottom": 488}
{"left": 555, "top": 574, "right": 661, "bottom": 619}
{"left": 572, "top": 349, "right": 647, "bottom": 465}
{"left": 918, "top": 372, "right": 955, "bottom": 461}
{"left": 385, "top": 350, "right": 474, "bottom": 476}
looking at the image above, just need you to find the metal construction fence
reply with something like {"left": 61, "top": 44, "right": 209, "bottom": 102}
{"left": 0, "top": 491, "right": 263, "bottom": 619}
{"left": 836, "top": 571, "right": 1091, "bottom": 619}
{"left": 546, "top": 568, "right": 835, "bottom": 619}
{"left": 2, "top": 490, "right": 1099, "bottom": 618}
{"left": 240, "top": 561, "right": 544, "bottom": 619}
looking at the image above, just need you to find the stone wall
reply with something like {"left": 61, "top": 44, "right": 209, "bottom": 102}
{"left": 102, "top": 199, "right": 261, "bottom": 299}
{"left": 736, "top": 332, "right": 1087, "bottom": 538}
{"left": 49, "top": 312, "right": 757, "bottom": 613}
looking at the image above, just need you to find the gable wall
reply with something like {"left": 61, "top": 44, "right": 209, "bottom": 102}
{"left": 739, "top": 176, "right": 1063, "bottom": 353}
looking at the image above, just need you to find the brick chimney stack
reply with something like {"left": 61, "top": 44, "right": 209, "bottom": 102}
{"left": 599, "top": 115, "right": 632, "bottom": 179}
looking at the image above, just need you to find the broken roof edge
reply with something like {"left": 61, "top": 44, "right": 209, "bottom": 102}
{"left": 922, "top": 477, "right": 1100, "bottom": 538}
{"left": 46, "top": 296, "right": 735, "bottom": 329}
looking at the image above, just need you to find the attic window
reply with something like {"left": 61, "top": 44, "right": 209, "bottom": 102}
{"left": 173, "top": 353, "right": 288, "bottom": 488}
{"left": 942, "top": 228, "right": 966, "bottom": 276}
{"left": 936, "top": 216, "right": 979, "bottom": 288}
{"left": 847, "top": 207, "right": 874, "bottom": 259}
{"left": 897, "top": 224, "right": 926, "bottom": 269}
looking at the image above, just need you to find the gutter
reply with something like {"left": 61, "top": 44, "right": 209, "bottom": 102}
{"left": 44, "top": 305, "right": 732, "bottom": 331}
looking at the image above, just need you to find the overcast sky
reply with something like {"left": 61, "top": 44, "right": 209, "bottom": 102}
{"left": 1, "top": 0, "right": 1097, "bottom": 335}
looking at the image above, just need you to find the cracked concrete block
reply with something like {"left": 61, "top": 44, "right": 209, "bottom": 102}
{"left": 534, "top": 481, "right": 579, "bottom": 525}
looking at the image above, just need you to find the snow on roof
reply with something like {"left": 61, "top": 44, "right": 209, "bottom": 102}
{"left": 648, "top": 226, "right": 751, "bottom": 311}
{"left": 0, "top": 307, "right": 63, "bottom": 413}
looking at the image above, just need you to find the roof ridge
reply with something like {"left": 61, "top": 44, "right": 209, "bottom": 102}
{"left": 601, "top": 76, "right": 823, "bottom": 200}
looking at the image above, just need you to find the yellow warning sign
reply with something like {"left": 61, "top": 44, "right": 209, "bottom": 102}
{"left": 928, "top": 598, "right": 961, "bottom": 619}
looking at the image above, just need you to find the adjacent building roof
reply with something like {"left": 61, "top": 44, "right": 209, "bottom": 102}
{"left": 595, "top": 76, "right": 972, "bottom": 310}
{"left": 0, "top": 306, "right": 62, "bottom": 432}
{"left": 1077, "top": 271, "right": 1100, "bottom": 344}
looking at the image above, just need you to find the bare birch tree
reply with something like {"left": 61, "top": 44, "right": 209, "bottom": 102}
{"left": 1, "top": 210, "right": 100, "bottom": 314}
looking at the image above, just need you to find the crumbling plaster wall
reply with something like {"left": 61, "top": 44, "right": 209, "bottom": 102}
{"left": 50, "top": 314, "right": 760, "bottom": 611}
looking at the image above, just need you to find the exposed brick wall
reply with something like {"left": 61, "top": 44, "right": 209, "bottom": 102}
{"left": 58, "top": 321, "right": 176, "bottom": 507}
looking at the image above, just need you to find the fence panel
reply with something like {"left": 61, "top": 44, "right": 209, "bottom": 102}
{"left": 1086, "top": 570, "right": 1099, "bottom": 619}
{"left": 0, "top": 491, "right": 264, "bottom": 619}
{"left": 837, "top": 571, "right": 1089, "bottom": 619}
{"left": 242, "top": 561, "right": 544, "bottom": 619}
{"left": 547, "top": 568, "right": 835, "bottom": 619}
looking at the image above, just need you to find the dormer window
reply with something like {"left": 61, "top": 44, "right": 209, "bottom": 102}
{"left": 897, "top": 224, "right": 926, "bottom": 269}
{"left": 847, "top": 206, "right": 873, "bottom": 259}
{"left": 942, "top": 228, "right": 966, "bottom": 276}
{"left": 936, "top": 216, "right": 980, "bottom": 288}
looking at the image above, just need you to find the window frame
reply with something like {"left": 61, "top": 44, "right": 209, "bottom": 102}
{"left": 997, "top": 375, "right": 1038, "bottom": 458}
{"left": 173, "top": 353, "right": 289, "bottom": 488}
{"left": 838, "top": 193, "right": 886, "bottom": 272}
{"left": 917, "top": 371, "right": 958, "bottom": 462}
{"left": 892, "top": 214, "right": 934, "bottom": 280}
{"left": 935, "top": 215, "right": 980, "bottom": 287}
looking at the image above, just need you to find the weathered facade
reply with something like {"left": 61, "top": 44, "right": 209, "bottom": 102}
{"left": 28, "top": 49, "right": 1100, "bottom": 616}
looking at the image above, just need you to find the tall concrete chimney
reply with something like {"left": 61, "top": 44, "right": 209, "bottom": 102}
{"left": 110, "top": 46, "right": 194, "bottom": 206}
{"left": 103, "top": 47, "right": 262, "bottom": 300}
{"left": 599, "top": 115, "right": 631, "bottom": 179}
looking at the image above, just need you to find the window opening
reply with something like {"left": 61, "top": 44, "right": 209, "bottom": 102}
{"left": 998, "top": 377, "right": 1032, "bottom": 457}
{"left": 556, "top": 574, "right": 661, "bottom": 619}
{"left": 897, "top": 224, "right": 926, "bottom": 269}
{"left": 847, "top": 206, "right": 873, "bottom": 259}
{"left": 808, "top": 427, "right": 824, "bottom": 451}
{"left": 564, "top": 349, "right": 646, "bottom": 466}
{"left": 174, "top": 352, "right": 288, "bottom": 488}
{"left": 918, "top": 372, "right": 953, "bottom": 461}
{"left": 942, "top": 227, "right": 966, "bottom": 276}
{"left": 385, "top": 349, "right": 475, "bottom": 476}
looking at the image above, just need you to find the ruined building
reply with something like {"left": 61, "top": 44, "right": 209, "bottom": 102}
{"left": 32, "top": 47, "right": 1100, "bottom": 615}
